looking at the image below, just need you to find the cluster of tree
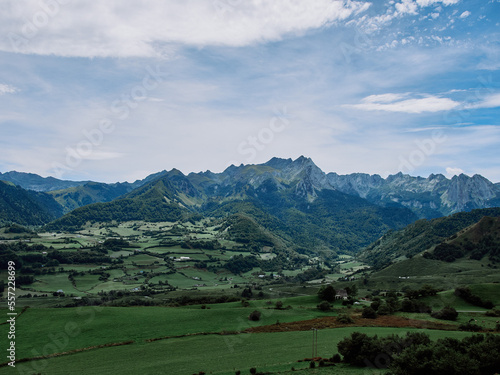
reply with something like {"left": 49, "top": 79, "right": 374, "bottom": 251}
{"left": 454, "top": 287, "right": 494, "bottom": 309}
{"left": 400, "top": 299, "right": 432, "bottom": 313}
{"left": 404, "top": 285, "right": 438, "bottom": 299}
{"left": 181, "top": 239, "right": 221, "bottom": 250}
{"left": 224, "top": 255, "right": 260, "bottom": 274}
{"left": 338, "top": 331, "right": 500, "bottom": 375}
{"left": 430, "top": 306, "right": 458, "bottom": 321}
{"left": 101, "top": 238, "right": 131, "bottom": 250}
{"left": 317, "top": 284, "right": 358, "bottom": 303}
{"left": 468, "top": 235, "right": 500, "bottom": 263}
{"left": 425, "top": 243, "right": 464, "bottom": 262}
{"left": 5, "top": 224, "right": 33, "bottom": 234}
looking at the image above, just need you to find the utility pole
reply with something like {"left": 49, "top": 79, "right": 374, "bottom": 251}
{"left": 311, "top": 328, "right": 318, "bottom": 358}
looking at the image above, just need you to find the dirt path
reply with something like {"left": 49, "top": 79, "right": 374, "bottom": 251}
{"left": 245, "top": 314, "right": 456, "bottom": 333}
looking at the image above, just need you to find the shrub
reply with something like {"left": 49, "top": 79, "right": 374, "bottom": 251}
{"left": 248, "top": 310, "right": 261, "bottom": 321}
{"left": 250, "top": 368, "right": 257, "bottom": 375}
{"left": 377, "top": 304, "right": 391, "bottom": 315}
{"left": 431, "top": 306, "right": 458, "bottom": 321}
{"left": 362, "top": 306, "right": 377, "bottom": 319}
{"left": 309, "top": 361, "right": 315, "bottom": 368}
{"left": 458, "top": 323, "right": 482, "bottom": 332}
{"left": 275, "top": 300, "right": 283, "bottom": 309}
{"left": 331, "top": 353, "right": 342, "bottom": 363}
{"left": 485, "top": 308, "right": 500, "bottom": 317}
{"left": 336, "top": 313, "right": 354, "bottom": 324}
{"left": 317, "top": 301, "right": 332, "bottom": 311}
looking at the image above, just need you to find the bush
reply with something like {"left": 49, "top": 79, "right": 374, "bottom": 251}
{"left": 454, "top": 287, "right": 494, "bottom": 309}
{"left": 458, "top": 323, "right": 482, "bottom": 332}
{"left": 336, "top": 313, "right": 354, "bottom": 324}
{"left": 485, "top": 308, "right": 500, "bottom": 317}
{"left": 377, "top": 304, "right": 391, "bottom": 315}
{"left": 431, "top": 306, "right": 458, "bottom": 321}
{"left": 331, "top": 353, "right": 342, "bottom": 363}
{"left": 362, "top": 306, "right": 377, "bottom": 319}
{"left": 248, "top": 310, "right": 261, "bottom": 321}
{"left": 317, "top": 301, "right": 332, "bottom": 311}
{"left": 250, "top": 368, "right": 257, "bottom": 375}
{"left": 275, "top": 300, "right": 283, "bottom": 309}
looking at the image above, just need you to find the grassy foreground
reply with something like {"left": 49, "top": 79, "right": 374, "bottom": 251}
{"left": 8, "top": 327, "right": 477, "bottom": 375}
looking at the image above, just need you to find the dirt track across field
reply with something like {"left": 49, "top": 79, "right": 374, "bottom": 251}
{"left": 244, "top": 314, "right": 456, "bottom": 334}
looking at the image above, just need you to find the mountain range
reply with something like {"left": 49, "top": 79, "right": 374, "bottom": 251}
{"left": 1, "top": 156, "right": 499, "bottom": 255}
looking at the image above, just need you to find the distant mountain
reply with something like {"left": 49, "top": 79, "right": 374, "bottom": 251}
{"left": 360, "top": 207, "right": 500, "bottom": 270}
{"left": 4, "top": 157, "right": 500, "bottom": 255}
{"left": 0, "top": 170, "right": 170, "bottom": 214}
{"left": 0, "top": 181, "right": 62, "bottom": 226}
{"left": 47, "top": 157, "right": 417, "bottom": 254}
{"left": 327, "top": 172, "right": 500, "bottom": 219}
{"left": 0, "top": 171, "right": 89, "bottom": 192}
{"left": 45, "top": 170, "right": 201, "bottom": 231}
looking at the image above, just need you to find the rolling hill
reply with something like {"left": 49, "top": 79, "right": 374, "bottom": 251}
{"left": 360, "top": 207, "right": 500, "bottom": 270}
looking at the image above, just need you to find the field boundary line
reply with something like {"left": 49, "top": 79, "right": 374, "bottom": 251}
{"left": 0, "top": 340, "right": 135, "bottom": 368}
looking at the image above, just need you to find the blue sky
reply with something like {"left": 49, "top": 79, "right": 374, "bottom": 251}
{"left": 0, "top": 0, "right": 499, "bottom": 183}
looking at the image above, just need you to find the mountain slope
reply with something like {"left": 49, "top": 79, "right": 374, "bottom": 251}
{"left": 0, "top": 171, "right": 89, "bottom": 192}
{"left": 0, "top": 181, "right": 62, "bottom": 225}
{"left": 360, "top": 207, "right": 500, "bottom": 269}
{"left": 45, "top": 176, "right": 200, "bottom": 231}
{"left": 47, "top": 158, "right": 417, "bottom": 254}
{"left": 425, "top": 216, "right": 500, "bottom": 263}
{"left": 49, "top": 182, "right": 138, "bottom": 214}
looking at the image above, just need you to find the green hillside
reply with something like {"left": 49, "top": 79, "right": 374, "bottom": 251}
{"left": 0, "top": 181, "right": 62, "bottom": 226}
{"left": 360, "top": 207, "right": 500, "bottom": 270}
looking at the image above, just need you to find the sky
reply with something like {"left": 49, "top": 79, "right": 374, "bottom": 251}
{"left": 0, "top": 0, "right": 499, "bottom": 183}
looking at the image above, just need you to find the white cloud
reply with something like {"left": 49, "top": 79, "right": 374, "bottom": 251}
{"left": 0, "top": 0, "right": 370, "bottom": 58}
{"left": 344, "top": 93, "right": 460, "bottom": 113}
{"left": 416, "top": 0, "right": 459, "bottom": 6}
{"left": 395, "top": 0, "right": 419, "bottom": 16}
{"left": 0, "top": 83, "right": 18, "bottom": 95}
{"left": 446, "top": 167, "right": 463, "bottom": 176}
{"left": 460, "top": 10, "right": 471, "bottom": 19}
{"left": 466, "top": 93, "right": 500, "bottom": 110}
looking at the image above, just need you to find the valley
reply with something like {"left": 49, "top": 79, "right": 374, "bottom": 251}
{"left": 1, "top": 158, "right": 500, "bottom": 374}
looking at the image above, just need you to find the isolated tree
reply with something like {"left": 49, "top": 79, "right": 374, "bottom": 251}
{"left": 318, "top": 285, "right": 336, "bottom": 302}
{"left": 248, "top": 310, "right": 261, "bottom": 321}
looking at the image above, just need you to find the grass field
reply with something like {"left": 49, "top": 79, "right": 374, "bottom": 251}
{"left": 6, "top": 325, "right": 480, "bottom": 375}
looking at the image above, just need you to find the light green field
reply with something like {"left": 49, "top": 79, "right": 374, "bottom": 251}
{"left": 30, "top": 274, "right": 81, "bottom": 295}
